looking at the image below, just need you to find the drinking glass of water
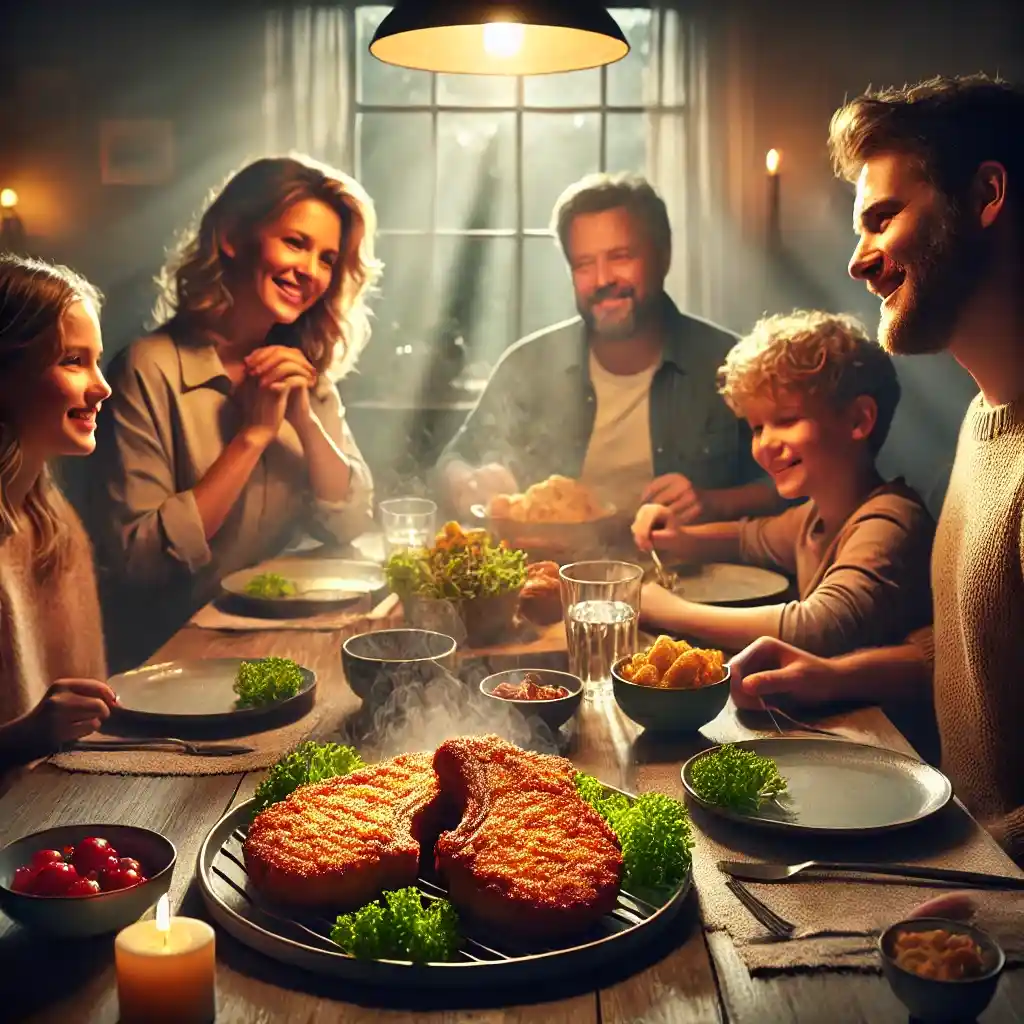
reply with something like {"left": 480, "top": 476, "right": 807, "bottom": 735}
{"left": 380, "top": 497, "right": 437, "bottom": 558}
{"left": 559, "top": 561, "right": 643, "bottom": 700}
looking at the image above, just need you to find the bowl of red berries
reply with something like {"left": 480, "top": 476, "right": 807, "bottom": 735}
{"left": 0, "top": 824, "right": 175, "bottom": 937}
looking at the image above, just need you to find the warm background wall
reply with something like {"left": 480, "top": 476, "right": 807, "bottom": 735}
{"left": 715, "top": 0, "right": 1024, "bottom": 507}
{"left": 1, "top": 0, "right": 1021, "bottom": 506}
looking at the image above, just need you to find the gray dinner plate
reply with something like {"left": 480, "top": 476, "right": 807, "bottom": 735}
{"left": 109, "top": 657, "right": 316, "bottom": 726}
{"left": 667, "top": 562, "right": 790, "bottom": 605}
{"left": 681, "top": 738, "right": 952, "bottom": 835}
{"left": 221, "top": 557, "right": 385, "bottom": 611}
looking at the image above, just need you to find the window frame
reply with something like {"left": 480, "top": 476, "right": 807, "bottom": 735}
{"left": 348, "top": 2, "right": 683, "bottom": 358}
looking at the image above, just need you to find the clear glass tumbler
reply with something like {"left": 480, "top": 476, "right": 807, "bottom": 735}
{"left": 559, "top": 560, "right": 642, "bottom": 700}
{"left": 379, "top": 497, "right": 438, "bottom": 558}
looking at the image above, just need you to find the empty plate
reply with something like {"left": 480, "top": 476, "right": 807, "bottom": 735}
{"left": 109, "top": 658, "right": 316, "bottom": 728}
{"left": 221, "top": 558, "right": 385, "bottom": 613}
{"left": 681, "top": 738, "right": 952, "bottom": 835}
{"left": 667, "top": 563, "right": 790, "bottom": 605}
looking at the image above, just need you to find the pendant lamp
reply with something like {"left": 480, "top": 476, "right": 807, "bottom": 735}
{"left": 369, "top": 1, "right": 630, "bottom": 76}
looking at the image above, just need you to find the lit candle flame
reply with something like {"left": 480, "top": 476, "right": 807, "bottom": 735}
{"left": 766, "top": 149, "right": 781, "bottom": 176}
{"left": 156, "top": 892, "right": 170, "bottom": 948}
{"left": 0, "top": 188, "right": 17, "bottom": 210}
{"left": 483, "top": 21, "right": 525, "bottom": 59}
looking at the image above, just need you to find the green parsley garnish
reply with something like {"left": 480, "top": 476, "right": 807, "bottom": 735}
{"left": 688, "top": 743, "right": 788, "bottom": 813}
{"left": 233, "top": 656, "right": 305, "bottom": 709}
{"left": 330, "top": 887, "right": 461, "bottom": 962}
{"left": 385, "top": 521, "right": 527, "bottom": 601}
{"left": 244, "top": 572, "right": 297, "bottom": 598}
{"left": 575, "top": 773, "right": 694, "bottom": 892}
{"left": 251, "top": 740, "right": 364, "bottom": 814}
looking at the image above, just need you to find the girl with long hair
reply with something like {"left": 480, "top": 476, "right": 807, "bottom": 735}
{"left": 92, "top": 155, "right": 381, "bottom": 667}
{"left": 0, "top": 254, "right": 116, "bottom": 770}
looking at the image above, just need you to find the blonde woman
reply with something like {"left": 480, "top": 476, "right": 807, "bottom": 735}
{"left": 92, "top": 155, "right": 381, "bottom": 667}
{"left": 633, "top": 310, "right": 935, "bottom": 659}
{"left": 0, "top": 255, "right": 117, "bottom": 771}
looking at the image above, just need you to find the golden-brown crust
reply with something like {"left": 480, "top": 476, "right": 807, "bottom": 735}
{"left": 433, "top": 735, "right": 623, "bottom": 938}
{"left": 243, "top": 752, "right": 444, "bottom": 909}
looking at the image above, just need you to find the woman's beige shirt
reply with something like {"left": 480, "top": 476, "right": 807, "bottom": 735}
{"left": 90, "top": 332, "right": 373, "bottom": 665}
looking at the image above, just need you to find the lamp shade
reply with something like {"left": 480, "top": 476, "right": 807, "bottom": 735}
{"left": 369, "top": 1, "right": 630, "bottom": 76}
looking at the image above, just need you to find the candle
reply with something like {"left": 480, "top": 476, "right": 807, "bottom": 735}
{"left": 766, "top": 148, "right": 782, "bottom": 250}
{"left": 115, "top": 894, "right": 216, "bottom": 1024}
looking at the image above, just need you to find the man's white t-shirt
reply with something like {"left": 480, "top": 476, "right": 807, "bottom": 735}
{"left": 579, "top": 350, "right": 657, "bottom": 513}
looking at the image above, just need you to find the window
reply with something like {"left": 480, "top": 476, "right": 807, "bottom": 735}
{"left": 351, "top": 6, "right": 670, "bottom": 397}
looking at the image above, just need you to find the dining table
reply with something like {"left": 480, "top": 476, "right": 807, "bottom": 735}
{"left": 1, "top": 553, "right": 1022, "bottom": 1023}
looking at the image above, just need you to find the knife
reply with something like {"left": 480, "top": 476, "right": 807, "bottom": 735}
{"left": 68, "top": 740, "right": 255, "bottom": 756}
{"left": 718, "top": 858, "right": 1024, "bottom": 890}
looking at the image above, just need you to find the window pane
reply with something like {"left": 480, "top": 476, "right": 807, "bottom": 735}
{"left": 436, "top": 113, "right": 516, "bottom": 231}
{"left": 356, "top": 6, "right": 431, "bottom": 106}
{"left": 523, "top": 68, "right": 600, "bottom": 107}
{"left": 435, "top": 237, "right": 516, "bottom": 370}
{"left": 605, "top": 112, "right": 646, "bottom": 174}
{"left": 607, "top": 9, "right": 654, "bottom": 107}
{"left": 357, "top": 112, "right": 432, "bottom": 230}
{"left": 437, "top": 74, "right": 517, "bottom": 107}
{"left": 362, "top": 234, "right": 436, "bottom": 383}
{"left": 522, "top": 113, "right": 600, "bottom": 230}
{"left": 521, "top": 236, "right": 576, "bottom": 340}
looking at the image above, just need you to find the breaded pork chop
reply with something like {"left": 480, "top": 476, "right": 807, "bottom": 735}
{"left": 433, "top": 735, "right": 623, "bottom": 938}
{"left": 244, "top": 751, "right": 445, "bottom": 909}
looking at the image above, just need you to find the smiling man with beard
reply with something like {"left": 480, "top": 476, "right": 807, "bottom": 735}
{"left": 727, "top": 74, "right": 1024, "bottom": 865}
{"left": 438, "top": 173, "right": 779, "bottom": 524}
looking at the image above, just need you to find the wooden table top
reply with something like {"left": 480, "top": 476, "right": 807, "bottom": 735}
{"left": 1, "top": 621, "right": 1021, "bottom": 1023}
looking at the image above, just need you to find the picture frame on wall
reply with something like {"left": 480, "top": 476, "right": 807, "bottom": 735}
{"left": 99, "top": 119, "right": 175, "bottom": 185}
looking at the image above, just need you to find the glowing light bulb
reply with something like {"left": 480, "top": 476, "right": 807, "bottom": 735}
{"left": 0, "top": 188, "right": 17, "bottom": 209}
{"left": 483, "top": 21, "right": 525, "bottom": 59}
{"left": 766, "top": 149, "right": 781, "bottom": 175}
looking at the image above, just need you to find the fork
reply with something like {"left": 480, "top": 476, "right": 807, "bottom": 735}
{"left": 761, "top": 703, "right": 848, "bottom": 739}
{"left": 649, "top": 548, "right": 673, "bottom": 588}
{"left": 725, "top": 877, "right": 795, "bottom": 938}
{"left": 68, "top": 737, "right": 255, "bottom": 756}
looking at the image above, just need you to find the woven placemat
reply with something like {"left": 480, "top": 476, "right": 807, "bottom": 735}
{"left": 692, "top": 798, "right": 1024, "bottom": 974}
{"left": 47, "top": 599, "right": 401, "bottom": 777}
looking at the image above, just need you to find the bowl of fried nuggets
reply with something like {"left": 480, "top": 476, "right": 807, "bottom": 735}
{"left": 611, "top": 635, "right": 730, "bottom": 733}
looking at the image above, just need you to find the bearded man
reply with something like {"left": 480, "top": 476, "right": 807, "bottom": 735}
{"left": 728, "top": 74, "right": 1024, "bottom": 864}
{"left": 437, "top": 172, "right": 778, "bottom": 523}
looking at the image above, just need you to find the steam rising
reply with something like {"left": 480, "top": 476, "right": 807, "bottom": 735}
{"left": 337, "top": 627, "right": 566, "bottom": 760}
{"left": 338, "top": 663, "right": 563, "bottom": 760}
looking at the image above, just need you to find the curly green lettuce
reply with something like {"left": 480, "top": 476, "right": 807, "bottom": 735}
{"left": 385, "top": 521, "right": 527, "bottom": 601}
{"left": 251, "top": 741, "right": 364, "bottom": 814}
{"left": 330, "top": 887, "right": 461, "bottom": 962}
{"left": 575, "top": 773, "right": 694, "bottom": 891}
{"left": 244, "top": 572, "right": 297, "bottom": 598}
{"left": 687, "top": 743, "right": 788, "bottom": 813}
{"left": 233, "top": 656, "right": 305, "bottom": 708}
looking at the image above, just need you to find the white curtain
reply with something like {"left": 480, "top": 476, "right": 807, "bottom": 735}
{"left": 645, "top": 5, "right": 725, "bottom": 324}
{"left": 264, "top": 7, "right": 353, "bottom": 171}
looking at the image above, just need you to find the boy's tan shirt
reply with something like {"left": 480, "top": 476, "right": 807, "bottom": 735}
{"left": 736, "top": 479, "right": 934, "bottom": 656}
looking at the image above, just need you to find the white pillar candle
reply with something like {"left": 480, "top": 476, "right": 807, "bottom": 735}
{"left": 115, "top": 894, "right": 216, "bottom": 1024}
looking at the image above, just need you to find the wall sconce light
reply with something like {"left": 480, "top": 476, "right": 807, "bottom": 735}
{"left": 0, "top": 187, "right": 27, "bottom": 252}
{"left": 370, "top": 1, "right": 629, "bottom": 76}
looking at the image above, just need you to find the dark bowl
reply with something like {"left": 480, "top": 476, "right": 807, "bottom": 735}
{"left": 342, "top": 628, "right": 458, "bottom": 707}
{"left": 405, "top": 590, "right": 522, "bottom": 648}
{"left": 879, "top": 916, "right": 1005, "bottom": 1022}
{"left": 0, "top": 823, "right": 176, "bottom": 938}
{"left": 479, "top": 668, "right": 584, "bottom": 731}
{"left": 610, "top": 656, "right": 730, "bottom": 733}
